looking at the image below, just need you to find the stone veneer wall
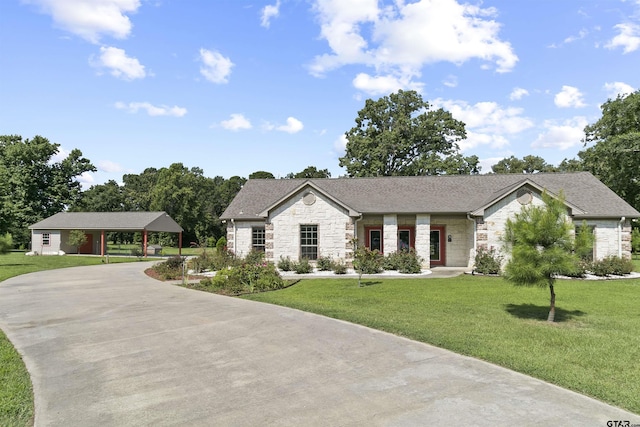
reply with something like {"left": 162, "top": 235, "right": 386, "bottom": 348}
{"left": 269, "top": 189, "right": 351, "bottom": 262}
{"left": 431, "top": 216, "right": 475, "bottom": 267}
{"left": 578, "top": 218, "right": 632, "bottom": 260}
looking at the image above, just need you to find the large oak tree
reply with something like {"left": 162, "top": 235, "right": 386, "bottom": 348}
{"left": 339, "top": 90, "right": 473, "bottom": 176}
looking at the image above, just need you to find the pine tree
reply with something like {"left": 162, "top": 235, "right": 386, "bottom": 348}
{"left": 503, "top": 191, "right": 579, "bottom": 322}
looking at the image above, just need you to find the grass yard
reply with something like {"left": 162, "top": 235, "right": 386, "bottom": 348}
{"left": 0, "top": 252, "right": 142, "bottom": 426}
{"left": 106, "top": 244, "right": 205, "bottom": 257}
{"left": 243, "top": 275, "right": 640, "bottom": 414}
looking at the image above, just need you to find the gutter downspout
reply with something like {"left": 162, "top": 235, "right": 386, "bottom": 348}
{"left": 231, "top": 218, "right": 236, "bottom": 256}
{"left": 619, "top": 217, "right": 626, "bottom": 258}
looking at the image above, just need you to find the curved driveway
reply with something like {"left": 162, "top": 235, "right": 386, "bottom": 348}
{"left": 0, "top": 262, "right": 638, "bottom": 426}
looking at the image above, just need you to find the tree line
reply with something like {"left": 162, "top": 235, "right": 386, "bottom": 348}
{"left": 1, "top": 89, "right": 638, "bottom": 249}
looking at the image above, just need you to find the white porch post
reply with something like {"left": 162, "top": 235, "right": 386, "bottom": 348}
{"left": 415, "top": 214, "right": 431, "bottom": 268}
{"left": 383, "top": 214, "right": 397, "bottom": 254}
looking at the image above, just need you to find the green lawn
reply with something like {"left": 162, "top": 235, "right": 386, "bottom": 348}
{"left": 243, "top": 275, "right": 640, "bottom": 414}
{"left": 0, "top": 252, "right": 141, "bottom": 426}
{"left": 105, "top": 244, "right": 205, "bottom": 257}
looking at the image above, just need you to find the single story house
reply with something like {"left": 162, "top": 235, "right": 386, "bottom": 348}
{"left": 29, "top": 211, "right": 183, "bottom": 257}
{"left": 220, "top": 172, "right": 639, "bottom": 268}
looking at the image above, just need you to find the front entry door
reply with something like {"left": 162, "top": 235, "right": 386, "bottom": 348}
{"left": 430, "top": 226, "right": 445, "bottom": 266}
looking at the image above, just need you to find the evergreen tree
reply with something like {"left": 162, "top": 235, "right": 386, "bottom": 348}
{"left": 503, "top": 191, "right": 579, "bottom": 322}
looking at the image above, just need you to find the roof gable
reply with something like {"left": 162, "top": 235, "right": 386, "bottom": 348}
{"left": 258, "top": 181, "right": 360, "bottom": 218}
{"left": 470, "top": 179, "right": 586, "bottom": 216}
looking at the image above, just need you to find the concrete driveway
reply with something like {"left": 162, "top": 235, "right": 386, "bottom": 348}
{"left": 0, "top": 262, "right": 638, "bottom": 426}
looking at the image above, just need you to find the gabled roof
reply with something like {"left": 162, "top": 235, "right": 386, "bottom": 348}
{"left": 258, "top": 181, "right": 360, "bottom": 217}
{"left": 220, "top": 172, "right": 640, "bottom": 220}
{"left": 29, "top": 211, "right": 183, "bottom": 232}
{"left": 470, "top": 179, "right": 586, "bottom": 216}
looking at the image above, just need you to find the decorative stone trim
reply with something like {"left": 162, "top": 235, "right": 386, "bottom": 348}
{"left": 265, "top": 223, "right": 274, "bottom": 231}
{"left": 345, "top": 221, "right": 354, "bottom": 231}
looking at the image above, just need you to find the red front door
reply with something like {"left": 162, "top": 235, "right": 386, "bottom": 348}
{"left": 430, "top": 226, "right": 446, "bottom": 266}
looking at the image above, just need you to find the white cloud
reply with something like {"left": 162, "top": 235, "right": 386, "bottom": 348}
{"left": 78, "top": 171, "right": 95, "bottom": 188}
{"left": 49, "top": 146, "right": 70, "bottom": 164}
{"left": 199, "top": 48, "right": 233, "bottom": 84}
{"left": 509, "top": 87, "right": 529, "bottom": 100}
{"left": 443, "top": 75, "right": 458, "bottom": 88}
{"left": 605, "top": 23, "right": 640, "bottom": 53}
{"left": 97, "top": 160, "right": 124, "bottom": 173}
{"left": 352, "top": 72, "right": 424, "bottom": 96}
{"left": 333, "top": 134, "right": 348, "bottom": 154}
{"left": 531, "top": 116, "right": 588, "bottom": 150}
{"left": 91, "top": 46, "right": 146, "bottom": 80}
{"left": 309, "top": 0, "right": 518, "bottom": 88}
{"left": 261, "top": 1, "right": 280, "bottom": 28}
{"left": 24, "top": 0, "right": 140, "bottom": 43}
{"left": 554, "top": 85, "right": 587, "bottom": 108}
{"left": 114, "top": 101, "right": 187, "bottom": 117}
{"left": 277, "top": 117, "right": 304, "bottom": 134}
{"left": 264, "top": 117, "right": 304, "bottom": 133}
{"left": 433, "top": 98, "right": 533, "bottom": 151}
{"left": 604, "top": 81, "right": 635, "bottom": 99}
{"left": 220, "top": 114, "right": 252, "bottom": 131}
{"left": 563, "top": 28, "right": 588, "bottom": 44}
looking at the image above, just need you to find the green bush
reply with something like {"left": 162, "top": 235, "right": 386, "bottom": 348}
{"left": 473, "top": 247, "right": 503, "bottom": 275}
{"left": 151, "top": 256, "right": 185, "bottom": 280}
{"left": 332, "top": 260, "right": 347, "bottom": 274}
{"left": 353, "top": 247, "right": 383, "bottom": 274}
{"left": 216, "top": 236, "right": 227, "bottom": 253}
{"left": 0, "top": 233, "right": 13, "bottom": 255}
{"left": 292, "top": 258, "right": 313, "bottom": 274}
{"left": 382, "top": 249, "right": 422, "bottom": 274}
{"left": 316, "top": 255, "right": 334, "bottom": 271}
{"left": 277, "top": 256, "right": 293, "bottom": 271}
{"left": 590, "top": 256, "right": 634, "bottom": 276}
{"left": 200, "top": 261, "right": 284, "bottom": 295}
{"left": 632, "top": 227, "right": 640, "bottom": 255}
{"left": 244, "top": 249, "right": 265, "bottom": 265}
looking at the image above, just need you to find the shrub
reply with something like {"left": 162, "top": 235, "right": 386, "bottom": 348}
{"left": 382, "top": 249, "right": 422, "bottom": 274}
{"left": 353, "top": 247, "right": 383, "bottom": 275}
{"left": 474, "top": 247, "right": 503, "bottom": 275}
{"left": 277, "top": 256, "right": 293, "bottom": 271}
{"left": 632, "top": 227, "right": 640, "bottom": 255}
{"left": 332, "top": 260, "right": 347, "bottom": 274}
{"left": 216, "top": 236, "right": 227, "bottom": 253}
{"left": 0, "top": 233, "right": 13, "bottom": 255}
{"left": 244, "top": 249, "right": 265, "bottom": 265}
{"left": 316, "top": 255, "right": 334, "bottom": 271}
{"left": 130, "top": 247, "right": 143, "bottom": 257}
{"left": 151, "top": 256, "right": 185, "bottom": 280}
{"left": 590, "top": 256, "right": 633, "bottom": 276}
{"left": 292, "top": 258, "right": 313, "bottom": 274}
{"left": 200, "top": 261, "right": 284, "bottom": 295}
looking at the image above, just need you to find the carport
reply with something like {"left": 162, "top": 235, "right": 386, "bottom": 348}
{"left": 29, "top": 211, "right": 184, "bottom": 257}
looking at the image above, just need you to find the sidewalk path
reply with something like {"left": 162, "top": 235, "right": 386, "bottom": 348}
{"left": 0, "top": 262, "right": 638, "bottom": 426}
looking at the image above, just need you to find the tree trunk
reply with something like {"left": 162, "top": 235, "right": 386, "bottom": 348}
{"left": 547, "top": 282, "right": 556, "bottom": 322}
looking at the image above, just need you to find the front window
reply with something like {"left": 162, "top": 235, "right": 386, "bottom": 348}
{"left": 300, "top": 225, "right": 318, "bottom": 260}
{"left": 42, "top": 233, "right": 50, "bottom": 246}
{"left": 252, "top": 227, "right": 265, "bottom": 252}
{"left": 365, "top": 226, "right": 383, "bottom": 253}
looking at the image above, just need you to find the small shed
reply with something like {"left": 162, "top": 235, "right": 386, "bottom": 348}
{"left": 29, "top": 211, "right": 183, "bottom": 257}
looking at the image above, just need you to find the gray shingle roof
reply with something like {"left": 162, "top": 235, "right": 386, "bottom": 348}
{"left": 29, "top": 211, "right": 183, "bottom": 232}
{"left": 221, "top": 172, "right": 640, "bottom": 220}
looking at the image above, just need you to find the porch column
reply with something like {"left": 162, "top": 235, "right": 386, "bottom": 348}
{"left": 415, "top": 214, "right": 431, "bottom": 268}
{"left": 383, "top": 214, "right": 398, "bottom": 254}
{"left": 178, "top": 232, "right": 182, "bottom": 256}
{"left": 100, "top": 230, "right": 105, "bottom": 257}
{"left": 143, "top": 229, "right": 148, "bottom": 258}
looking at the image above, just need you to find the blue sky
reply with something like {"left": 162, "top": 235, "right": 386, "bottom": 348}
{"left": 1, "top": 0, "right": 639, "bottom": 187}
